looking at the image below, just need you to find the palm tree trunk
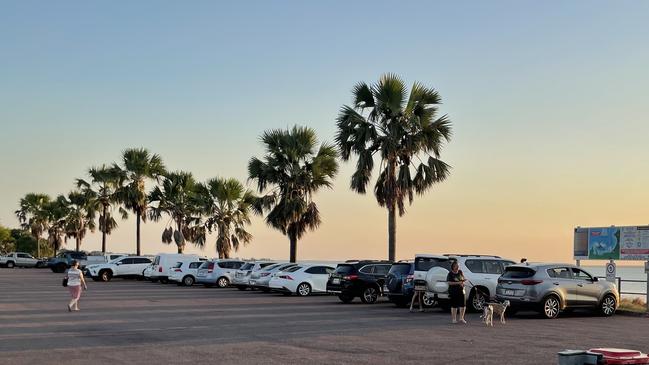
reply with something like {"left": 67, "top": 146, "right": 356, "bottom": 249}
{"left": 101, "top": 205, "right": 107, "bottom": 253}
{"left": 75, "top": 237, "right": 80, "bottom": 252}
{"left": 36, "top": 234, "right": 40, "bottom": 258}
{"left": 289, "top": 233, "right": 297, "bottom": 263}
{"left": 136, "top": 209, "right": 141, "bottom": 256}
{"left": 388, "top": 205, "right": 396, "bottom": 261}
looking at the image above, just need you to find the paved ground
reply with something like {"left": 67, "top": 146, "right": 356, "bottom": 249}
{"left": 0, "top": 269, "right": 647, "bottom": 365}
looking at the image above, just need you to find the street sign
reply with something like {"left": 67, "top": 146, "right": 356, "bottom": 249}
{"left": 606, "top": 262, "right": 616, "bottom": 283}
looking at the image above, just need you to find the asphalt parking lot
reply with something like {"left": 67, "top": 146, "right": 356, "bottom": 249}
{"left": 0, "top": 269, "right": 647, "bottom": 365}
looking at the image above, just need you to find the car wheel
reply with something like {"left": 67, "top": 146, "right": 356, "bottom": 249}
{"left": 469, "top": 289, "right": 488, "bottom": 312}
{"left": 422, "top": 293, "right": 436, "bottom": 308}
{"left": 297, "top": 283, "right": 312, "bottom": 297}
{"left": 542, "top": 295, "right": 560, "bottom": 319}
{"left": 182, "top": 276, "right": 195, "bottom": 286}
{"left": 360, "top": 286, "right": 379, "bottom": 304}
{"left": 99, "top": 270, "right": 112, "bottom": 282}
{"left": 338, "top": 294, "right": 354, "bottom": 304}
{"left": 236, "top": 285, "right": 247, "bottom": 291}
{"left": 6, "top": 261, "right": 15, "bottom": 268}
{"left": 600, "top": 294, "right": 616, "bottom": 316}
{"left": 216, "top": 277, "right": 229, "bottom": 288}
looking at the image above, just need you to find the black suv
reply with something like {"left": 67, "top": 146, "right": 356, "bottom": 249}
{"left": 326, "top": 261, "right": 392, "bottom": 304}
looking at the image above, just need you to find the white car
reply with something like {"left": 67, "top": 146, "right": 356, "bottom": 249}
{"left": 268, "top": 264, "right": 336, "bottom": 296}
{"left": 249, "top": 263, "right": 297, "bottom": 292}
{"left": 0, "top": 252, "right": 39, "bottom": 268}
{"left": 150, "top": 253, "right": 204, "bottom": 283}
{"left": 196, "top": 260, "right": 245, "bottom": 288}
{"left": 413, "top": 254, "right": 516, "bottom": 311}
{"left": 169, "top": 261, "right": 204, "bottom": 286}
{"left": 86, "top": 256, "right": 153, "bottom": 282}
{"left": 232, "top": 261, "right": 277, "bottom": 290}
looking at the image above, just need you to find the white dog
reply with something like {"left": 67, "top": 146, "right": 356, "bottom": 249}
{"left": 481, "top": 304, "right": 494, "bottom": 326}
{"left": 487, "top": 300, "right": 510, "bottom": 324}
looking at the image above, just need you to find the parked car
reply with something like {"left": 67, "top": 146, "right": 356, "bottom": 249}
{"left": 232, "top": 261, "right": 277, "bottom": 290}
{"left": 326, "top": 260, "right": 392, "bottom": 304}
{"left": 496, "top": 263, "right": 619, "bottom": 319}
{"left": 268, "top": 264, "right": 336, "bottom": 296}
{"left": 169, "top": 261, "right": 204, "bottom": 286}
{"left": 384, "top": 261, "right": 435, "bottom": 308}
{"left": 150, "top": 254, "right": 204, "bottom": 284}
{"left": 0, "top": 252, "right": 39, "bottom": 268}
{"left": 47, "top": 251, "right": 89, "bottom": 273}
{"left": 85, "top": 256, "right": 153, "bottom": 282}
{"left": 249, "top": 263, "right": 297, "bottom": 292}
{"left": 196, "top": 259, "right": 245, "bottom": 288}
{"left": 413, "top": 254, "right": 516, "bottom": 311}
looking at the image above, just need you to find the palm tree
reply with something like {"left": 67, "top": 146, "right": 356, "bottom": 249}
{"left": 194, "top": 177, "right": 256, "bottom": 259}
{"left": 44, "top": 196, "right": 70, "bottom": 255}
{"left": 248, "top": 126, "right": 338, "bottom": 263}
{"left": 117, "top": 148, "right": 166, "bottom": 255}
{"left": 15, "top": 193, "right": 51, "bottom": 257}
{"left": 335, "top": 74, "right": 452, "bottom": 261}
{"left": 148, "top": 171, "right": 199, "bottom": 254}
{"left": 63, "top": 190, "right": 97, "bottom": 251}
{"left": 76, "top": 165, "right": 127, "bottom": 253}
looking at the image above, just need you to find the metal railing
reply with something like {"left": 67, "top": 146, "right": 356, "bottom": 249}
{"left": 596, "top": 276, "right": 647, "bottom": 297}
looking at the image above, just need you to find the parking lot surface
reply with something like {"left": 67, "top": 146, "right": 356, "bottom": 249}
{"left": 0, "top": 269, "right": 647, "bottom": 364}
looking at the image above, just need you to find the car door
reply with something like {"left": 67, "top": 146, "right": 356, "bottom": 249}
{"left": 570, "top": 267, "right": 600, "bottom": 305}
{"left": 115, "top": 258, "right": 134, "bottom": 276}
{"left": 134, "top": 258, "right": 152, "bottom": 275}
{"left": 482, "top": 260, "right": 506, "bottom": 298}
{"left": 373, "top": 264, "right": 390, "bottom": 286}
{"left": 16, "top": 253, "right": 30, "bottom": 266}
{"left": 547, "top": 267, "right": 578, "bottom": 305}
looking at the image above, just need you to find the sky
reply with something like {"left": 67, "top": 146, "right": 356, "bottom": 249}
{"left": 1, "top": 1, "right": 648, "bottom": 264}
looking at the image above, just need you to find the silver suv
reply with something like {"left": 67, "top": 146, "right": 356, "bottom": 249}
{"left": 496, "top": 263, "right": 619, "bottom": 319}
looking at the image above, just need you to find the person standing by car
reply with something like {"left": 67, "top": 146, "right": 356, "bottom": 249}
{"left": 65, "top": 260, "right": 87, "bottom": 312}
{"left": 447, "top": 261, "right": 466, "bottom": 324}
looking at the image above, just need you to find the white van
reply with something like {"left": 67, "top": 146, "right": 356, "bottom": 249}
{"left": 150, "top": 253, "right": 205, "bottom": 283}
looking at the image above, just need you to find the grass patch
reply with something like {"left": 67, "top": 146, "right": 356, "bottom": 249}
{"left": 619, "top": 297, "right": 647, "bottom": 313}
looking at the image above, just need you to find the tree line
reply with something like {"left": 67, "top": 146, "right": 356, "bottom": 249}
{"left": 12, "top": 75, "right": 452, "bottom": 262}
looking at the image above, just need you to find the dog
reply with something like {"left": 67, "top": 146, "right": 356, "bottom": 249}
{"left": 486, "top": 300, "right": 510, "bottom": 324}
{"left": 481, "top": 304, "right": 494, "bottom": 326}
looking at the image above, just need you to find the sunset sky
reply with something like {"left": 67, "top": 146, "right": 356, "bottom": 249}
{"left": 1, "top": 1, "right": 648, "bottom": 263}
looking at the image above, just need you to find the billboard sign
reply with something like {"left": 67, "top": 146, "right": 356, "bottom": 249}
{"left": 574, "top": 225, "right": 649, "bottom": 260}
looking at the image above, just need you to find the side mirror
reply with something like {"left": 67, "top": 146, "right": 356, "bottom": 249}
{"left": 116, "top": 262, "right": 121, "bottom": 266}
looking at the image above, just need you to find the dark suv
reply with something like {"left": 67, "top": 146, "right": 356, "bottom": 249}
{"left": 326, "top": 260, "right": 392, "bottom": 304}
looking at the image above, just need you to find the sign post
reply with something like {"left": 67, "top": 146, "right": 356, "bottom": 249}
{"left": 645, "top": 261, "right": 649, "bottom": 314}
{"left": 605, "top": 261, "right": 616, "bottom": 283}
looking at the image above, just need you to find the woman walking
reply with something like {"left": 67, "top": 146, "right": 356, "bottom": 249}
{"left": 447, "top": 261, "right": 466, "bottom": 324}
{"left": 65, "top": 260, "right": 87, "bottom": 311}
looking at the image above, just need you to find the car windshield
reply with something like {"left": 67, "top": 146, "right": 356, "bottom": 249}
{"left": 240, "top": 263, "right": 253, "bottom": 270}
{"left": 388, "top": 263, "right": 412, "bottom": 275}
{"left": 285, "top": 266, "right": 302, "bottom": 273}
{"left": 502, "top": 267, "right": 536, "bottom": 279}
{"left": 334, "top": 264, "right": 355, "bottom": 274}
{"left": 414, "top": 257, "right": 452, "bottom": 271}
{"left": 263, "top": 264, "right": 281, "bottom": 271}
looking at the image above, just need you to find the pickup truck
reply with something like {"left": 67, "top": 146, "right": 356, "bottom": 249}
{"left": 0, "top": 252, "right": 40, "bottom": 268}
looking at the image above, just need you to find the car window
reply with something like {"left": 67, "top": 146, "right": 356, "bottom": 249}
{"left": 120, "top": 258, "right": 135, "bottom": 265}
{"left": 240, "top": 263, "right": 253, "bottom": 270}
{"left": 484, "top": 260, "right": 504, "bottom": 274}
{"left": 388, "top": 263, "right": 412, "bottom": 276}
{"left": 153, "top": 256, "right": 160, "bottom": 265}
{"left": 173, "top": 262, "right": 183, "bottom": 268}
{"left": 359, "top": 265, "right": 374, "bottom": 274}
{"left": 278, "top": 264, "right": 296, "bottom": 271}
{"left": 285, "top": 266, "right": 302, "bottom": 273}
{"left": 374, "top": 265, "right": 390, "bottom": 276}
{"left": 259, "top": 262, "right": 275, "bottom": 268}
{"left": 305, "top": 266, "right": 321, "bottom": 274}
{"left": 334, "top": 264, "right": 356, "bottom": 275}
{"left": 571, "top": 268, "right": 593, "bottom": 281}
{"left": 547, "top": 267, "right": 572, "bottom": 279}
{"left": 502, "top": 267, "right": 536, "bottom": 279}
{"left": 231, "top": 262, "right": 244, "bottom": 269}
{"left": 325, "top": 267, "right": 335, "bottom": 274}
{"left": 264, "top": 264, "right": 281, "bottom": 271}
{"left": 464, "top": 260, "right": 484, "bottom": 273}
{"left": 134, "top": 258, "right": 151, "bottom": 264}
{"left": 189, "top": 262, "right": 202, "bottom": 269}
{"left": 216, "top": 262, "right": 230, "bottom": 269}
{"left": 71, "top": 252, "right": 87, "bottom": 260}
{"left": 415, "top": 257, "right": 453, "bottom": 271}
{"left": 17, "top": 253, "right": 30, "bottom": 258}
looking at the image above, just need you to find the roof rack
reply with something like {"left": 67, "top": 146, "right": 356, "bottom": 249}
{"left": 443, "top": 254, "right": 501, "bottom": 258}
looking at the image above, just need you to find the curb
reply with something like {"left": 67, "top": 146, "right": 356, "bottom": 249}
{"left": 617, "top": 310, "right": 648, "bottom": 317}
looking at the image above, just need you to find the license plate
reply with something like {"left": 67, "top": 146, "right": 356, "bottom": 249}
{"left": 505, "top": 289, "right": 515, "bottom": 296}
{"left": 332, "top": 278, "right": 340, "bottom": 284}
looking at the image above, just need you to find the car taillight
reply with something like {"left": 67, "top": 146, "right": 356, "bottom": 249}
{"left": 521, "top": 279, "right": 543, "bottom": 285}
{"left": 343, "top": 274, "right": 359, "bottom": 280}
{"left": 174, "top": 268, "right": 182, "bottom": 272}
{"left": 405, "top": 274, "right": 414, "bottom": 283}
{"left": 158, "top": 267, "right": 162, "bottom": 272}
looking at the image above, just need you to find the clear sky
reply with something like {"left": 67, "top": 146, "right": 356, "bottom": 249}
{"left": 1, "top": 1, "right": 648, "bottom": 263}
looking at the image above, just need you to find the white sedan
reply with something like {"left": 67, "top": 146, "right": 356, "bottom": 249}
{"left": 268, "top": 264, "right": 336, "bottom": 296}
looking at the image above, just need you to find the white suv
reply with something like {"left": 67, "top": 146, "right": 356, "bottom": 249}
{"left": 86, "top": 256, "right": 153, "bottom": 282}
{"left": 413, "top": 254, "right": 515, "bottom": 312}
{"left": 169, "top": 261, "right": 204, "bottom": 286}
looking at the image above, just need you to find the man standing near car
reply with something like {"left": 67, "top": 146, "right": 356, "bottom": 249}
{"left": 447, "top": 261, "right": 466, "bottom": 324}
